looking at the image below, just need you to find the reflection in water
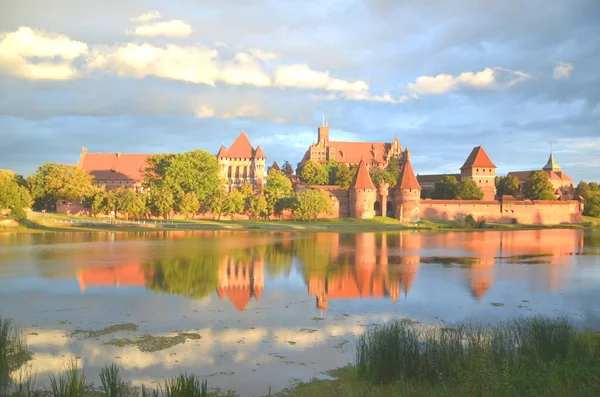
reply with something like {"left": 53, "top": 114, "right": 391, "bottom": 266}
{"left": 67, "top": 229, "right": 586, "bottom": 308}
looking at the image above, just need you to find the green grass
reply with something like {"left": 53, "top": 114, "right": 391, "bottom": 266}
{"left": 0, "top": 318, "right": 33, "bottom": 396}
{"left": 49, "top": 359, "right": 88, "bottom": 397}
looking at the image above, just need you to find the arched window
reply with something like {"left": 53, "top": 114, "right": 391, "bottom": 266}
{"left": 227, "top": 166, "right": 232, "bottom": 178}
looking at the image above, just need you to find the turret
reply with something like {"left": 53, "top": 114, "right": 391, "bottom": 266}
{"left": 349, "top": 158, "right": 377, "bottom": 219}
{"left": 460, "top": 146, "right": 496, "bottom": 200}
{"left": 393, "top": 159, "right": 421, "bottom": 222}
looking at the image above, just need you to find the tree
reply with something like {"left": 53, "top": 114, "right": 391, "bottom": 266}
{"left": 496, "top": 175, "right": 520, "bottom": 197}
{"left": 143, "top": 150, "right": 221, "bottom": 210}
{"left": 330, "top": 162, "right": 354, "bottom": 188}
{"left": 298, "top": 160, "right": 328, "bottom": 185}
{"left": 574, "top": 181, "right": 590, "bottom": 198}
{"left": 206, "top": 188, "right": 228, "bottom": 220}
{"left": 293, "top": 189, "right": 332, "bottom": 221}
{"left": 385, "top": 157, "right": 401, "bottom": 185}
{"left": 238, "top": 182, "right": 255, "bottom": 214}
{"left": 179, "top": 192, "right": 200, "bottom": 219}
{"left": 264, "top": 169, "right": 293, "bottom": 215}
{"left": 249, "top": 194, "right": 269, "bottom": 220}
{"left": 224, "top": 190, "right": 245, "bottom": 220}
{"left": 0, "top": 170, "right": 32, "bottom": 219}
{"left": 433, "top": 176, "right": 458, "bottom": 199}
{"left": 27, "top": 163, "right": 95, "bottom": 211}
{"left": 588, "top": 182, "right": 599, "bottom": 192}
{"left": 369, "top": 168, "right": 395, "bottom": 186}
{"left": 524, "top": 171, "right": 556, "bottom": 200}
{"left": 112, "top": 187, "right": 146, "bottom": 220}
{"left": 149, "top": 188, "right": 174, "bottom": 219}
{"left": 583, "top": 192, "right": 600, "bottom": 218}
{"left": 274, "top": 196, "right": 297, "bottom": 220}
{"left": 455, "top": 179, "right": 484, "bottom": 200}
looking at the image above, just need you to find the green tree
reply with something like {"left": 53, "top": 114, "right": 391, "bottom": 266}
{"left": 574, "top": 181, "right": 590, "bottom": 199}
{"left": 112, "top": 187, "right": 145, "bottom": 220}
{"left": 455, "top": 178, "right": 484, "bottom": 200}
{"left": 179, "top": 192, "right": 200, "bottom": 219}
{"left": 224, "top": 190, "right": 245, "bottom": 220}
{"left": 369, "top": 168, "right": 396, "bottom": 187}
{"left": 143, "top": 150, "right": 221, "bottom": 209}
{"left": 589, "top": 182, "right": 600, "bottom": 192}
{"left": 0, "top": 170, "right": 32, "bottom": 219}
{"left": 496, "top": 175, "right": 520, "bottom": 197}
{"left": 27, "top": 163, "right": 95, "bottom": 211}
{"left": 238, "top": 182, "right": 255, "bottom": 214}
{"left": 298, "top": 160, "right": 328, "bottom": 185}
{"left": 274, "top": 196, "right": 298, "bottom": 220}
{"left": 330, "top": 162, "right": 354, "bottom": 188}
{"left": 206, "top": 188, "right": 228, "bottom": 220}
{"left": 293, "top": 189, "right": 332, "bottom": 221}
{"left": 433, "top": 176, "right": 458, "bottom": 199}
{"left": 524, "top": 171, "right": 556, "bottom": 200}
{"left": 264, "top": 169, "right": 293, "bottom": 215}
{"left": 583, "top": 193, "right": 600, "bottom": 217}
{"left": 385, "top": 157, "right": 401, "bottom": 185}
{"left": 149, "top": 188, "right": 174, "bottom": 219}
{"left": 249, "top": 194, "right": 269, "bottom": 220}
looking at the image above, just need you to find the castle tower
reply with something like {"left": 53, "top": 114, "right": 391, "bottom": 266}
{"left": 216, "top": 132, "right": 266, "bottom": 192}
{"left": 542, "top": 153, "right": 561, "bottom": 172}
{"left": 460, "top": 146, "right": 496, "bottom": 201}
{"left": 349, "top": 158, "right": 377, "bottom": 219}
{"left": 393, "top": 159, "right": 421, "bottom": 222}
{"left": 318, "top": 124, "right": 330, "bottom": 144}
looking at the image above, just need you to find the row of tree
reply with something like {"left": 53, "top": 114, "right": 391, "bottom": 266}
{"left": 425, "top": 176, "right": 484, "bottom": 200}
{"left": 574, "top": 181, "right": 600, "bottom": 217}
{"left": 297, "top": 158, "right": 402, "bottom": 188}
{"left": 1, "top": 150, "right": 333, "bottom": 221}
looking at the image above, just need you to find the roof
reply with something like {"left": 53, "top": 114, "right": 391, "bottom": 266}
{"left": 417, "top": 174, "right": 461, "bottom": 183}
{"left": 461, "top": 146, "right": 496, "bottom": 169}
{"left": 216, "top": 145, "right": 228, "bottom": 158}
{"left": 221, "top": 132, "right": 265, "bottom": 159}
{"left": 351, "top": 158, "right": 375, "bottom": 190}
{"left": 397, "top": 160, "right": 421, "bottom": 190}
{"left": 508, "top": 170, "right": 573, "bottom": 183}
{"left": 313, "top": 141, "right": 391, "bottom": 165}
{"left": 79, "top": 152, "right": 151, "bottom": 181}
{"left": 269, "top": 161, "right": 280, "bottom": 171}
{"left": 543, "top": 153, "right": 561, "bottom": 171}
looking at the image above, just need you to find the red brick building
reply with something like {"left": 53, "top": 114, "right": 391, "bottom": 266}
{"left": 216, "top": 132, "right": 266, "bottom": 191}
{"left": 508, "top": 153, "right": 574, "bottom": 200}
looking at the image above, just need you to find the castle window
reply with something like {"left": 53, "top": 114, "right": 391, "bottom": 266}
{"left": 477, "top": 169, "right": 479, "bottom": 172}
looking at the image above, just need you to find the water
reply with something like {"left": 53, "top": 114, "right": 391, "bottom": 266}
{"left": 1, "top": 229, "right": 599, "bottom": 395}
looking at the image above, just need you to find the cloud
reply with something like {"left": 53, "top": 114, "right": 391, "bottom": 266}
{"left": 407, "top": 67, "right": 531, "bottom": 95}
{"left": 130, "top": 11, "right": 161, "bottom": 23}
{"left": 195, "top": 106, "right": 215, "bottom": 118}
{"left": 221, "top": 104, "right": 260, "bottom": 119}
{"left": 0, "top": 27, "right": 88, "bottom": 80}
{"left": 129, "top": 20, "right": 192, "bottom": 38}
{"left": 246, "top": 48, "right": 279, "bottom": 61}
{"left": 553, "top": 61, "right": 574, "bottom": 79}
{"left": 274, "top": 64, "right": 369, "bottom": 93}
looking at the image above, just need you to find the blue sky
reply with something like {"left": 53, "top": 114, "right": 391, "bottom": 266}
{"left": 1, "top": 0, "right": 599, "bottom": 181}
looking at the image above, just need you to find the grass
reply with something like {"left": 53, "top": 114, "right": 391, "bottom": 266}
{"left": 1, "top": 318, "right": 33, "bottom": 396}
{"left": 49, "top": 359, "right": 87, "bottom": 397}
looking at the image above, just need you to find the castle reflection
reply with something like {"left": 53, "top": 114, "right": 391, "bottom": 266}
{"left": 73, "top": 229, "right": 585, "bottom": 310}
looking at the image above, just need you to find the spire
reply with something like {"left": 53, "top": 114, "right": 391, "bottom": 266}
{"left": 216, "top": 144, "right": 228, "bottom": 158}
{"left": 542, "top": 153, "right": 561, "bottom": 171}
{"left": 461, "top": 146, "right": 496, "bottom": 170}
{"left": 254, "top": 145, "right": 266, "bottom": 159}
{"left": 351, "top": 158, "right": 375, "bottom": 190}
{"left": 397, "top": 159, "right": 421, "bottom": 190}
{"left": 269, "top": 161, "right": 280, "bottom": 171}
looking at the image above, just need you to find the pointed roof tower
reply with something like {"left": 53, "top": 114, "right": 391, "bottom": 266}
{"left": 461, "top": 146, "right": 496, "bottom": 169}
{"left": 351, "top": 158, "right": 375, "bottom": 190}
{"left": 542, "top": 153, "right": 561, "bottom": 171}
{"left": 254, "top": 145, "right": 266, "bottom": 159}
{"left": 227, "top": 132, "right": 255, "bottom": 158}
{"left": 270, "top": 161, "right": 280, "bottom": 171}
{"left": 397, "top": 159, "right": 421, "bottom": 190}
{"left": 216, "top": 144, "right": 228, "bottom": 158}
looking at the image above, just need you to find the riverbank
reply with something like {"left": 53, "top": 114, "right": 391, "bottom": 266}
{"left": 1, "top": 214, "right": 599, "bottom": 234}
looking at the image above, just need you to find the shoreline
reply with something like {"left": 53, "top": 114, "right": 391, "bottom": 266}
{"left": 1, "top": 215, "right": 598, "bottom": 234}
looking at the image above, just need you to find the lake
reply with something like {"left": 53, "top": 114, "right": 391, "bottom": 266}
{"left": 1, "top": 229, "right": 599, "bottom": 396}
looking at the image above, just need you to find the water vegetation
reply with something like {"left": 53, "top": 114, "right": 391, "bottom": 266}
{"left": 105, "top": 333, "right": 201, "bottom": 353}
{"left": 71, "top": 324, "right": 138, "bottom": 339}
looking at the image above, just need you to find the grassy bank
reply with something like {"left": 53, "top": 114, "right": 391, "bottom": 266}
{"left": 2, "top": 317, "right": 600, "bottom": 396}
{"left": 2, "top": 213, "right": 597, "bottom": 234}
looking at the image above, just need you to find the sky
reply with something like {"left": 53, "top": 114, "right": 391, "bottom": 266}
{"left": 1, "top": 0, "right": 599, "bottom": 181}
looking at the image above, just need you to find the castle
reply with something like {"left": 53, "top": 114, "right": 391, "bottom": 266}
{"left": 66, "top": 123, "right": 583, "bottom": 225}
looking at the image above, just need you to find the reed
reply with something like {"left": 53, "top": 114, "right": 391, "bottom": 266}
{"left": 100, "top": 363, "right": 126, "bottom": 397}
{"left": 0, "top": 317, "right": 32, "bottom": 396}
{"left": 48, "top": 359, "right": 88, "bottom": 397}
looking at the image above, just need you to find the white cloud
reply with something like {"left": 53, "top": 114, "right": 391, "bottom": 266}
{"left": 195, "top": 106, "right": 215, "bottom": 118}
{"left": 221, "top": 104, "right": 260, "bottom": 119}
{"left": 129, "top": 20, "right": 193, "bottom": 38}
{"left": 131, "top": 11, "right": 161, "bottom": 23}
{"left": 342, "top": 92, "right": 413, "bottom": 104}
{"left": 246, "top": 48, "right": 279, "bottom": 61}
{"left": 274, "top": 64, "right": 369, "bottom": 93}
{"left": 407, "top": 67, "right": 530, "bottom": 95}
{"left": 553, "top": 61, "right": 574, "bottom": 79}
{"left": 0, "top": 27, "right": 88, "bottom": 80}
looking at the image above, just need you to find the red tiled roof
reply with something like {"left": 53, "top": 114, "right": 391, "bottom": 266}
{"left": 508, "top": 170, "right": 573, "bottom": 183}
{"left": 351, "top": 158, "right": 375, "bottom": 190}
{"left": 226, "top": 132, "right": 255, "bottom": 159}
{"left": 269, "top": 161, "right": 280, "bottom": 171}
{"left": 80, "top": 152, "right": 151, "bottom": 181}
{"left": 398, "top": 160, "right": 421, "bottom": 190}
{"left": 328, "top": 141, "right": 388, "bottom": 164}
{"left": 461, "top": 146, "right": 496, "bottom": 169}
{"left": 216, "top": 145, "right": 228, "bottom": 158}
{"left": 254, "top": 145, "right": 266, "bottom": 159}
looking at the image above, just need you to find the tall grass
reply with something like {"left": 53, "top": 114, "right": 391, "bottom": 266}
{"left": 48, "top": 359, "right": 87, "bottom": 397}
{"left": 100, "top": 363, "right": 126, "bottom": 397}
{"left": 0, "top": 317, "right": 32, "bottom": 396}
{"left": 356, "top": 316, "right": 600, "bottom": 391}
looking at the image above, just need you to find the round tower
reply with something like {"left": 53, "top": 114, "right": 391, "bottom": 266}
{"left": 349, "top": 158, "right": 377, "bottom": 219}
{"left": 393, "top": 159, "right": 421, "bottom": 222}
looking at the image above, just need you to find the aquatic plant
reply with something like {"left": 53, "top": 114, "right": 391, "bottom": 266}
{"left": 0, "top": 317, "right": 33, "bottom": 396}
{"left": 100, "top": 363, "right": 127, "bottom": 397}
{"left": 162, "top": 374, "right": 208, "bottom": 397}
{"left": 48, "top": 359, "right": 88, "bottom": 397}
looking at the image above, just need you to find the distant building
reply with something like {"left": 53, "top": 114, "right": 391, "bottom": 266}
{"left": 216, "top": 132, "right": 266, "bottom": 192}
{"left": 216, "top": 254, "right": 264, "bottom": 311}
{"left": 508, "top": 153, "right": 574, "bottom": 199}
{"left": 78, "top": 148, "right": 150, "bottom": 192}
{"left": 298, "top": 123, "right": 409, "bottom": 171}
